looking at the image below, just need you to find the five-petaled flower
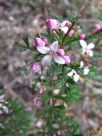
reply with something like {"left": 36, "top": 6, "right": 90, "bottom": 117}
{"left": 80, "top": 40, "right": 95, "bottom": 57}
{"left": 34, "top": 38, "right": 70, "bottom": 65}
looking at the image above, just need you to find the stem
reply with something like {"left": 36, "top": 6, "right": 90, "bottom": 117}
{"left": 62, "top": 65, "right": 64, "bottom": 91}
{"left": 61, "top": 21, "right": 75, "bottom": 47}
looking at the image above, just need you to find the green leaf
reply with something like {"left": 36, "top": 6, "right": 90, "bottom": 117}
{"left": 23, "top": 34, "right": 29, "bottom": 47}
{"left": 15, "top": 42, "right": 28, "bottom": 52}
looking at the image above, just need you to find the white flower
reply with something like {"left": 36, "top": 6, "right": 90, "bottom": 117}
{"left": 67, "top": 69, "right": 80, "bottom": 82}
{"left": 36, "top": 119, "right": 44, "bottom": 128}
{"left": 84, "top": 67, "right": 90, "bottom": 75}
{"left": 80, "top": 61, "right": 84, "bottom": 68}
{"left": 80, "top": 40, "right": 95, "bottom": 57}
{"left": 0, "top": 95, "right": 5, "bottom": 102}
{"left": 80, "top": 61, "right": 90, "bottom": 75}
{"left": 53, "top": 89, "right": 60, "bottom": 95}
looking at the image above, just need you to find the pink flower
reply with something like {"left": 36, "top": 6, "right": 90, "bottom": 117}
{"left": 39, "top": 87, "right": 46, "bottom": 94}
{"left": 80, "top": 40, "right": 95, "bottom": 57}
{"left": 46, "top": 19, "right": 60, "bottom": 30}
{"left": 79, "top": 34, "right": 86, "bottom": 40}
{"left": 29, "top": 62, "right": 41, "bottom": 75}
{"left": 37, "top": 41, "right": 70, "bottom": 66}
{"left": 60, "top": 20, "right": 71, "bottom": 33}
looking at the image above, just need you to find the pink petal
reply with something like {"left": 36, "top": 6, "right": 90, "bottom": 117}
{"left": 43, "top": 38, "right": 48, "bottom": 45}
{"left": 50, "top": 41, "right": 59, "bottom": 52}
{"left": 39, "top": 87, "right": 46, "bottom": 94}
{"left": 37, "top": 46, "right": 50, "bottom": 54}
{"left": 53, "top": 54, "right": 65, "bottom": 64}
{"left": 41, "top": 55, "right": 52, "bottom": 66}
{"left": 35, "top": 37, "right": 45, "bottom": 47}
{"left": 80, "top": 40, "right": 87, "bottom": 48}
{"left": 29, "top": 62, "right": 41, "bottom": 74}
{"left": 63, "top": 55, "right": 70, "bottom": 64}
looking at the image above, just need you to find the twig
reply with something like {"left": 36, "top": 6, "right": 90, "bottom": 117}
{"left": 79, "top": 0, "right": 92, "bottom": 15}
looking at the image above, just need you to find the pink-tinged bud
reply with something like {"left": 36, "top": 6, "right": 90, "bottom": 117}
{"left": 43, "top": 38, "right": 48, "bottom": 45}
{"left": 63, "top": 55, "right": 70, "bottom": 64}
{"left": 95, "top": 23, "right": 102, "bottom": 30}
{"left": 52, "top": 30, "right": 57, "bottom": 35}
{"left": 29, "top": 62, "right": 41, "bottom": 75}
{"left": 35, "top": 37, "right": 45, "bottom": 47}
{"left": 33, "top": 97, "right": 42, "bottom": 108}
{"left": 46, "top": 19, "right": 59, "bottom": 30}
{"left": 36, "top": 119, "right": 44, "bottom": 128}
{"left": 68, "top": 30, "right": 74, "bottom": 37}
{"left": 57, "top": 49, "right": 65, "bottom": 56}
{"left": 79, "top": 33, "right": 86, "bottom": 40}
{"left": 39, "top": 87, "right": 46, "bottom": 94}
{"left": 65, "top": 21, "right": 72, "bottom": 27}
{"left": 56, "top": 130, "right": 61, "bottom": 136}
{"left": 60, "top": 21, "right": 72, "bottom": 27}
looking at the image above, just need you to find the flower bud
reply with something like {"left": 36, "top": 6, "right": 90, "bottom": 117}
{"left": 36, "top": 119, "right": 44, "bottom": 128}
{"left": 57, "top": 49, "right": 65, "bottom": 56}
{"left": 65, "top": 21, "right": 72, "bottom": 27}
{"left": 39, "top": 87, "right": 46, "bottom": 94}
{"left": 56, "top": 130, "right": 61, "bottom": 136}
{"left": 53, "top": 89, "right": 60, "bottom": 95}
{"left": 79, "top": 33, "right": 86, "bottom": 40}
{"left": 46, "top": 19, "right": 59, "bottom": 30}
{"left": 29, "top": 62, "right": 41, "bottom": 75}
{"left": 68, "top": 30, "right": 74, "bottom": 37}
{"left": 95, "top": 23, "right": 102, "bottom": 30}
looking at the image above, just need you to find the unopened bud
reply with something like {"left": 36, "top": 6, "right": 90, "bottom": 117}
{"left": 68, "top": 30, "right": 74, "bottom": 37}
{"left": 79, "top": 33, "right": 86, "bottom": 40}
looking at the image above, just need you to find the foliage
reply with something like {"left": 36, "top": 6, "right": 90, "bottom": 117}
{"left": 0, "top": 89, "right": 31, "bottom": 136}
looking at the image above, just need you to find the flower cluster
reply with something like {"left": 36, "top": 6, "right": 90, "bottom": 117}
{"left": 29, "top": 18, "right": 95, "bottom": 84}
